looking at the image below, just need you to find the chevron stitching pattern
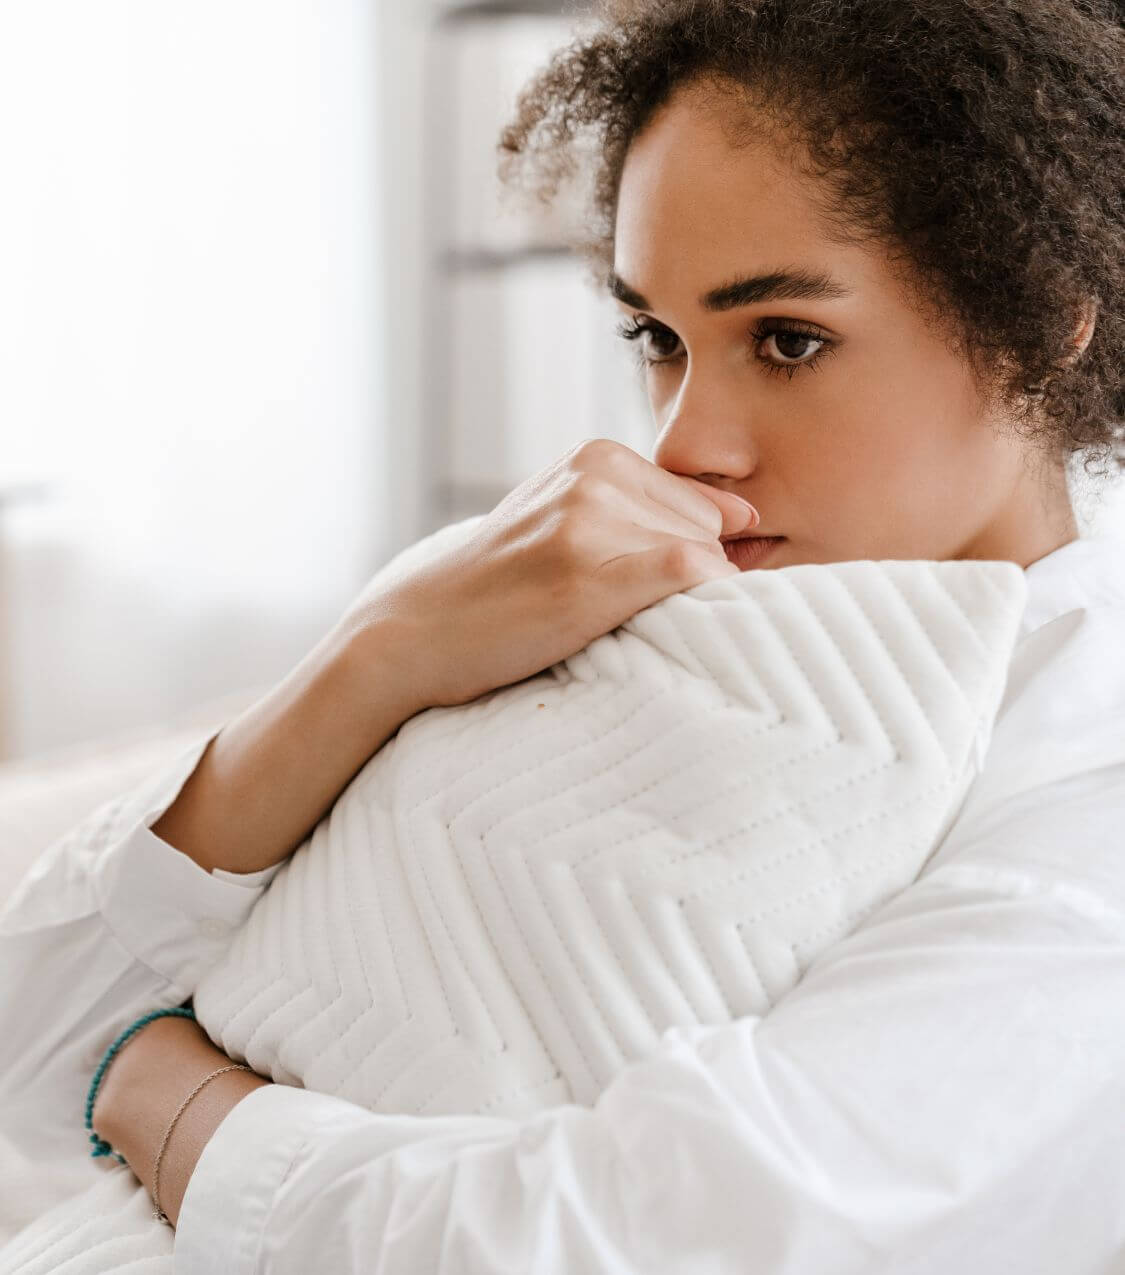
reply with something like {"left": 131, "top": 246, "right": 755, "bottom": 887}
{"left": 184, "top": 558, "right": 1029, "bottom": 1121}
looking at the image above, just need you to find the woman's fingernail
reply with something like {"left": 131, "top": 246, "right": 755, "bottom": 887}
{"left": 737, "top": 500, "right": 760, "bottom": 527}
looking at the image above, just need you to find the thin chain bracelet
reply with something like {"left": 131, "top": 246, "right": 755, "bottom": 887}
{"left": 151, "top": 1063, "right": 252, "bottom": 1225}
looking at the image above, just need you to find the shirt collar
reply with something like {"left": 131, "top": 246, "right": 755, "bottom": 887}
{"left": 1018, "top": 528, "right": 1125, "bottom": 640}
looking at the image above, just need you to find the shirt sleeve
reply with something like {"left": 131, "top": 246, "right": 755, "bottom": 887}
{"left": 0, "top": 515, "right": 485, "bottom": 1242}
{"left": 174, "top": 761, "right": 1125, "bottom": 1275}
{"left": 0, "top": 727, "right": 284, "bottom": 1218}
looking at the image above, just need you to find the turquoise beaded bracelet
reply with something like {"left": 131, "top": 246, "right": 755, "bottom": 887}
{"left": 86, "top": 1006, "right": 198, "bottom": 1162}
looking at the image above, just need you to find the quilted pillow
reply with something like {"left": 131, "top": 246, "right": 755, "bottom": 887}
{"left": 191, "top": 556, "right": 1027, "bottom": 1119}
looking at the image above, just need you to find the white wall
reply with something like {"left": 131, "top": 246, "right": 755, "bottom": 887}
{"left": 1072, "top": 465, "right": 1125, "bottom": 539}
{"left": 0, "top": 1, "right": 389, "bottom": 757}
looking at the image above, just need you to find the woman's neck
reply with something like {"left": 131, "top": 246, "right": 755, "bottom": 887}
{"left": 958, "top": 456, "right": 1079, "bottom": 568}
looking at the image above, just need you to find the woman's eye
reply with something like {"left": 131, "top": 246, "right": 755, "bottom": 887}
{"left": 615, "top": 318, "right": 684, "bottom": 366}
{"left": 761, "top": 329, "right": 822, "bottom": 363}
{"left": 752, "top": 322, "right": 834, "bottom": 379}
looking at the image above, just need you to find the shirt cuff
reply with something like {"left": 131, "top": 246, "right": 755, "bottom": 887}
{"left": 176, "top": 1079, "right": 522, "bottom": 1274}
{"left": 174, "top": 1084, "right": 373, "bottom": 1274}
{"left": 212, "top": 863, "right": 285, "bottom": 888}
{"left": 91, "top": 730, "right": 285, "bottom": 993}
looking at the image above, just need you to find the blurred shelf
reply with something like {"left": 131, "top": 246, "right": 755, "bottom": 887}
{"left": 0, "top": 480, "right": 55, "bottom": 511}
{"left": 437, "top": 243, "right": 576, "bottom": 272}
{"left": 0, "top": 481, "right": 58, "bottom": 762}
{"left": 420, "top": 0, "right": 611, "bottom": 541}
{"left": 436, "top": 1, "right": 591, "bottom": 24}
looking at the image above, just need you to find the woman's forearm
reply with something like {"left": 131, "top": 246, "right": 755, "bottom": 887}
{"left": 152, "top": 615, "right": 426, "bottom": 876}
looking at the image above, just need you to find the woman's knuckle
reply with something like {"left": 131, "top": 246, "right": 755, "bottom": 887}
{"left": 568, "top": 437, "right": 618, "bottom": 472}
{"left": 545, "top": 511, "right": 585, "bottom": 560}
{"left": 664, "top": 538, "right": 702, "bottom": 576}
{"left": 559, "top": 469, "right": 611, "bottom": 510}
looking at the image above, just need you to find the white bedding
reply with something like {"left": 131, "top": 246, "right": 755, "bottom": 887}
{"left": 0, "top": 555, "right": 1028, "bottom": 1272}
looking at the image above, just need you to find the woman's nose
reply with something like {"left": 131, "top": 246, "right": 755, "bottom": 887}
{"left": 650, "top": 367, "right": 759, "bottom": 481}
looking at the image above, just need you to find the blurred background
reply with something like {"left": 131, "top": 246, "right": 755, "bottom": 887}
{"left": 0, "top": 0, "right": 653, "bottom": 764}
{"left": 0, "top": 0, "right": 1122, "bottom": 766}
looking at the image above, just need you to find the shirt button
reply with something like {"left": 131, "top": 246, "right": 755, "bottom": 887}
{"left": 198, "top": 918, "right": 233, "bottom": 939}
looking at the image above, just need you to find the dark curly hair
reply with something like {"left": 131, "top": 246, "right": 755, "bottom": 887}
{"left": 498, "top": 0, "right": 1124, "bottom": 481}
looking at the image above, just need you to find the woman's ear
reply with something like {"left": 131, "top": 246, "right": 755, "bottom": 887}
{"left": 1066, "top": 297, "right": 1098, "bottom": 363}
{"left": 1017, "top": 298, "right": 1098, "bottom": 400}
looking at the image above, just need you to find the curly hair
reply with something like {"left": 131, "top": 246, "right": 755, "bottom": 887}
{"left": 498, "top": 0, "right": 1124, "bottom": 480}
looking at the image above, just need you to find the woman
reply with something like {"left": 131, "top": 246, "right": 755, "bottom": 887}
{"left": 1, "top": 0, "right": 1123, "bottom": 1270}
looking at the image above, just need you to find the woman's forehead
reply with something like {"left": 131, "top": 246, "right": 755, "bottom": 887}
{"left": 615, "top": 96, "right": 839, "bottom": 274}
{"left": 610, "top": 90, "right": 912, "bottom": 319}
{"left": 609, "top": 81, "right": 960, "bottom": 341}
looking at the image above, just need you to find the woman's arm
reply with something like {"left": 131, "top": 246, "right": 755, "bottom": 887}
{"left": 150, "top": 615, "right": 426, "bottom": 876}
{"left": 166, "top": 764, "right": 1125, "bottom": 1274}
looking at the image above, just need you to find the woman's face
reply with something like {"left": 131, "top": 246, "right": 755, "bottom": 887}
{"left": 611, "top": 83, "right": 1082, "bottom": 568}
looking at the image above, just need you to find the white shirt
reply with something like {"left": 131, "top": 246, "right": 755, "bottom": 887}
{"left": 2, "top": 531, "right": 1125, "bottom": 1274}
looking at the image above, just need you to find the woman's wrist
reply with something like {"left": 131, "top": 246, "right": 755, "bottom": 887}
{"left": 92, "top": 1015, "right": 269, "bottom": 1229}
{"left": 152, "top": 614, "right": 429, "bottom": 876}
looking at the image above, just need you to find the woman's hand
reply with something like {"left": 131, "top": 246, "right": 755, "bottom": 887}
{"left": 151, "top": 438, "right": 755, "bottom": 876}
{"left": 91, "top": 1015, "right": 270, "bottom": 1229}
{"left": 346, "top": 438, "right": 758, "bottom": 710}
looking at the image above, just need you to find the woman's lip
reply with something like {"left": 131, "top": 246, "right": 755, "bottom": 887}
{"left": 723, "top": 535, "right": 786, "bottom": 570}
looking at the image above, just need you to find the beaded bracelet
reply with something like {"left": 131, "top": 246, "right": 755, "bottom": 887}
{"left": 86, "top": 1006, "right": 200, "bottom": 1164}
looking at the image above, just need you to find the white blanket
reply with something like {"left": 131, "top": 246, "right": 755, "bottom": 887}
{"left": 0, "top": 556, "right": 1028, "bottom": 1272}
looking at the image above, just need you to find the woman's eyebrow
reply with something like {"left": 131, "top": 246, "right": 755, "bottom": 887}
{"left": 702, "top": 268, "right": 852, "bottom": 311}
{"left": 607, "top": 267, "right": 851, "bottom": 312}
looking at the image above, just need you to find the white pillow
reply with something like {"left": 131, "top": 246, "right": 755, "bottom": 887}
{"left": 192, "top": 556, "right": 1027, "bottom": 1119}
